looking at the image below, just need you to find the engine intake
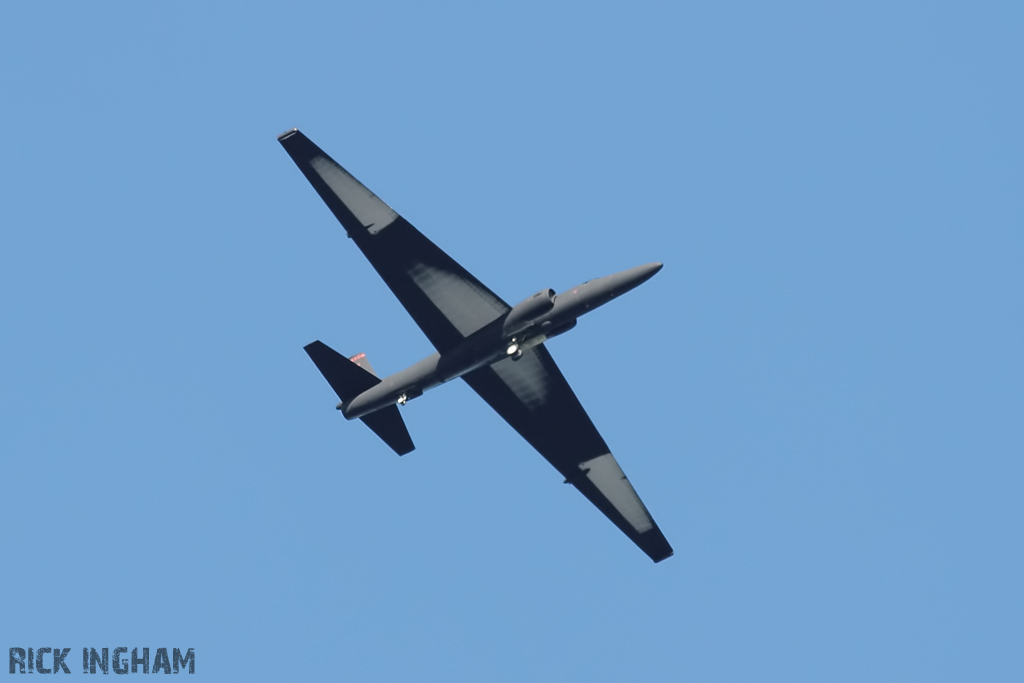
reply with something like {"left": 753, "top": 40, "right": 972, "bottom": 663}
{"left": 503, "top": 288, "right": 556, "bottom": 337}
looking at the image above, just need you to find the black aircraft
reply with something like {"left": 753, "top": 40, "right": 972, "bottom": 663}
{"left": 279, "top": 130, "right": 673, "bottom": 563}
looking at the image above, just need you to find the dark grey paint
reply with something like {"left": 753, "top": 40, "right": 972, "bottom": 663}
{"left": 279, "top": 129, "right": 673, "bottom": 563}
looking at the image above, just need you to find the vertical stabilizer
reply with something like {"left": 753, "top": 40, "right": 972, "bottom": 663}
{"left": 304, "top": 341, "right": 415, "bottom": 455}
{"left": 348, "top": 352, "right": 377, "bottom": 376}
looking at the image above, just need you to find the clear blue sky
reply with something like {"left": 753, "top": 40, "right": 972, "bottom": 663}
{"left": 2, "top": 2, "right": 1021, "bottom": 680}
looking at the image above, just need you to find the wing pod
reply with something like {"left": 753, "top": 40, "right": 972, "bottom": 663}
{"left": 503, "top": 288, "right": 556, "bottom": 337}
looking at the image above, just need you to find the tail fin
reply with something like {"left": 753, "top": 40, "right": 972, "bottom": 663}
{"left": 347, "top": 352, "right": 377, "bottom": 376}
{"left": 304, "top": 341, "right": 415, "bottom": 456}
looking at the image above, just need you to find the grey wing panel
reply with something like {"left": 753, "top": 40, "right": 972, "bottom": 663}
{"left": 279, "top": 129, "right": 509, "bottom": 353}
{"left": 461, "top": 345, "right": 673, "bottom": 563}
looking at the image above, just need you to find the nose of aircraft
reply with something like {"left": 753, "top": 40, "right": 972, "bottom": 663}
{"left": 629, "top": 261, "right": 664, "bottom": 285}
{"left": 599, "top": 262, "right": 664, "bottom": 301}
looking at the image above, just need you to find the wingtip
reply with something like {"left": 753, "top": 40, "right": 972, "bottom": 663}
{"left": 652, "top": 548, "right": 674, "bottom": 563}
{"left": 643, "top": 532, "right": 674, "bottom": 563}
{"left": 277, "top": 128, "right": 301, "bottom": 142}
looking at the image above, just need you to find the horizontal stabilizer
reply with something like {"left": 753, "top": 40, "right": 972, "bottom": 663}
{"left": 304, "top": 340, "right": 415, "bottom": 456}
{"left": 304, "top": 341, "right": 377, "bottom": 402}
{"left": 360, "top": 405, "right": 415, "bottom": 456}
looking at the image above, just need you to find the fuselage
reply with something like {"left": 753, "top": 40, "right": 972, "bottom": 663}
{"left": 339, "top": 262, "right": 663, "bottom": 419}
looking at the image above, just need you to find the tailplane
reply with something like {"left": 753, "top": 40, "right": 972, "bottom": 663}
{"left": 304, "top": 341, "right": 415, "bottom": 455}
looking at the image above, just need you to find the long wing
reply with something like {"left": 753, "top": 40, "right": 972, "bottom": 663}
{"left": 462, "top": 345, "right": 674, "bottom": 563}
{"left": 278, "top": 129, "right": 510, "bottom": 353}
